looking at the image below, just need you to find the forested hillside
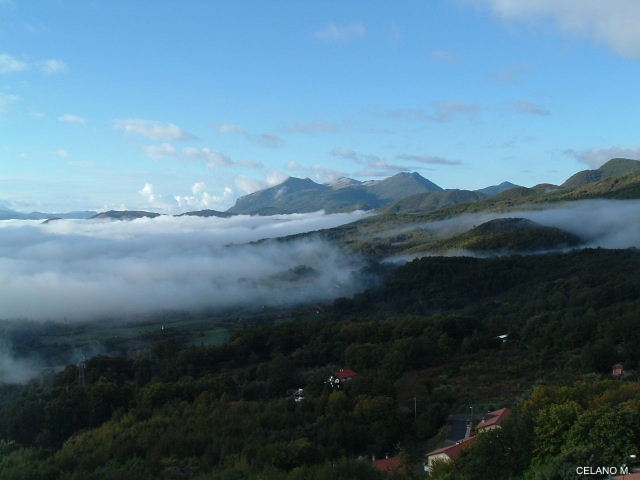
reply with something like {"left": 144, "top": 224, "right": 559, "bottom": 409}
{"left": 1, "top": 249, "right": 639, "bottom": 478}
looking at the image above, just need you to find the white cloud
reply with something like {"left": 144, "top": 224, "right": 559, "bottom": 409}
{"left": 0, "top": 53, "right": 28, "bottom": 74}
{"left": 218, "top": 123, "right": 245, "bottom": 134}
{"left": 174, "top": 182, "right": 234, "bottom": 210}
{"left": 238, "top": 158, "right": 264, "bottom": 169}
{"left": 0, "top": 53, "right": 68, "bottom": 75}
{"left": 433, "top": 101, "right": 480, "bottom": 122}
{"left": 183, "top": 147, "right": 233, "bottom": 168}
{"left": 477, "top": 0, "right": 640, "bottom": 58}
{"left": 286, "top": 161, "right": 347, "bottom": 183}
{"left": 113, "top": 118, "right": 195, "bottom": 141}
{"left": 513, "top": 100, "right": 550, "bottom": 116}
{"left": 234, "top": 171, "right": 288, "bottom": 194}
{"left": 282, "top": 121, "right": 338, "bottom": 134}
{"left": 142, "top": 143, "right": 177, "bottom": 159}
{"left": 252, "top": 133, "right": 283, "bottom": 148}
{"left": 69, "top": 160, "right": 95, "bottom": 168}
{"left": 314, "top": 22, "right": 366, "bottom": 44}
{"left": 431, "top": 50, "right": 460, "bottom": 62}
{"left": 40, "top": 58, "right": 68, "bottom": 75}
{"left": 58, "top": 113, "right": 85, "bottom": 124}
{"left": 331, "top": 148, "right": 410, "bottom": 176}
{"left": 267, "top": 171, "right": 289, "bottom": 186}
{"left": 0, "top": 93, "right": 19, "bottom": 112}
{"left": 139, "top": 183, "right": 156, "bottom": 203}
{"left": 376, "top": 101, "right": 480, "bottom": 123}
{"left": 0, "top": 212, "right": 369, "bottom": 322}
{"left": 565, "top": 146, "right": 640, "bottom": 168}
{"left": 396, "top": 154, "right": 461, "bottom": 166}
{"left": 218, "top": 122, "right": 284, "bottom": 148}
{"left": 491, "top": 64, "right": 531, "bottom": 84}
{"left": 192, "top": 181, "right": 206, "bottom": 195}
{"left": 234, "top": 175, "right": 265, "bottom": 194}
{"left": 53, "top": 149, "right": 68, "bottom": 158}
{"left": 330, "top": 148, "right": 359, "bottom": 161}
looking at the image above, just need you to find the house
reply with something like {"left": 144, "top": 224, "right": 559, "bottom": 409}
{"left": 425, "top": 407, "right": 510, "bottom": 472}
{"left": 327, "top": 368, "right": 358, "bottom": 389}
{"left": 612, "top": 363, "right": 624, "bottom": 378}
{"left": 425, "top": 436, "right": 476, "bottom": 472}
{"left": 292, "top": 388, "right": 304, "bottom": 402}
{"left": 372, "top": 456, "right": 401, "bottom": 475}
{"left": 476, "top": 407, "right": 510, "bottom": 433}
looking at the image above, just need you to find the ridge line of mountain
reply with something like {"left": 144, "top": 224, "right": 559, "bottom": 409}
{"left": 3, "top": 158, "right": 639, "bottom": 220}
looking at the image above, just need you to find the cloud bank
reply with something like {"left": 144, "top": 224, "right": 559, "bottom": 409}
{"left": 565, "top": 146, "right": 640, "bottom": 169}
{"left": 478, "top": 0, "right": 640, "bottom": 59}
{"left": 0, "top": 211, "right": 369, "bottom": 322}
{"left": 393, "top": 199, "right": 640, "bottom": 258}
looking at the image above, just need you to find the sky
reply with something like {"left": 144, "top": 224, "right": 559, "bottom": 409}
{"left": 2, "top": 0, "right": 640, "bottom": 214}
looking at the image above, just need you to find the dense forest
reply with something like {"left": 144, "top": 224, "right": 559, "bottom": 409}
{"left": 1, "top": 248, "right": 639, "bottom": 479}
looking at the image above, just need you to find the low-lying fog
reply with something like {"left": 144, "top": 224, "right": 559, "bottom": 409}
{"left": 0, "top": 211, "right": 369, "bottom": 322}
{"left": 3, "top": 200, "right": 639, "bottom": 324}
{"left": 1, "top": 200, "right": 639, "bottom": 382}
{"left": 391, "top": 199, "right": 640, "bottom": 255}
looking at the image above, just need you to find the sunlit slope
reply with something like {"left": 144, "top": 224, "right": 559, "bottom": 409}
{"left": 406, "top": 217, "right": 582, "bottom": 254}
{"left": 291, "top": 158, "right": 640, "bottom": 259}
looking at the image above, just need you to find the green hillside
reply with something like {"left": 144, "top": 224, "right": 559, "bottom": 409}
{"left": 550, "top": 169, "right": 640, "bottom": 200}
{"left": 561, "top": 157, "right": 640, "bottom": 188}
{"left": 383, "top": 189, "right": 484, "bottom": 214}
{"left": 411, "top": 217, "right": 583, "bottom": 254}
{"left": 1, "top": 248, "right": 640, "bottom": 478}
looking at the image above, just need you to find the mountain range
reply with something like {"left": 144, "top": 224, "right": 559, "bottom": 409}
{"left": 187, "top": 157, "right": 640, "bottom": 218}
{"left": 0, "top": 209, "right": 96, "bottom": 221}
{"left": 225, "top": 171, "right": 448, "bottom": 215}
{"left": 3, "top": 157, "right": 640, "bottom": 221}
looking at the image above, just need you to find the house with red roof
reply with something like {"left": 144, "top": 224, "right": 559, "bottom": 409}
{"left": 372, "top": 456, "right": 401, "bottom": 475}
{"left": 327, "top": 368, "right": 358, "bottom": 389}
{"left": 425, "top": 407, "right": 511, "bottom": 473}
{"left": 425, "top": 436, "right": 476, "bottom": 472}
{"left": 476, "top": 407, "right": 510, "bottom": 433}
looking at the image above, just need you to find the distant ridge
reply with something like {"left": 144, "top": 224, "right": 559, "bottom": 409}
{"left": 7, "top": 158, "right": 640, "bottom": 221}
{"left": 226, "top": 172, "right": 443, "bottom": 215}
{"left": 90, "top": 210, "right": 161, "bottom": 220}
{"left": 0, "top": 209, "right": 96, "bottom": 220}
{"left": 364, "top": 171, "right": 442, "bottom": 201}
{"left": 179, "top": 209, "right": 231, "bottom": 218}
{"left": 476, "top": 181, "right": 520, "bottom": 197}
{"left": 384, "top": 189, "right": 485, "bottom": 214}
{"left": 562, "top": 158, "right": 640, "bottom": 188}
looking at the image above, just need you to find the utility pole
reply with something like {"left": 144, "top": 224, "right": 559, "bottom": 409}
{"left": 413, "top": 396, "right": 417, "bottom": 420}
{"left": 78, "top": 356, "right": 86, "bottom": 386}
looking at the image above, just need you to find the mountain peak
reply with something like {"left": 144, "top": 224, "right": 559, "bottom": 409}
{"left": 562, "top": 158, "right": 640, "bottom": 188}
{"left": 278, "top": 177, "right": 325, "bottom": 190}
{"left": 476, "top": 181, "right": 520, "bottom": 197}
{"left": 329, "top": 177, "right": 362, "bottom": 189}
{"left": 598, "top": 158, "right": 640, "bottom": 175}
{"left": 226, "top": 171, "right": 442, "bottom": 215}
{"left": 367, "top": 171, "right": 442, "bottom": 201}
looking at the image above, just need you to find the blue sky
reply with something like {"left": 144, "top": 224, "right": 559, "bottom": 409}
{"left": 2, "top": 0, "right": 640, "bottom": 213}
